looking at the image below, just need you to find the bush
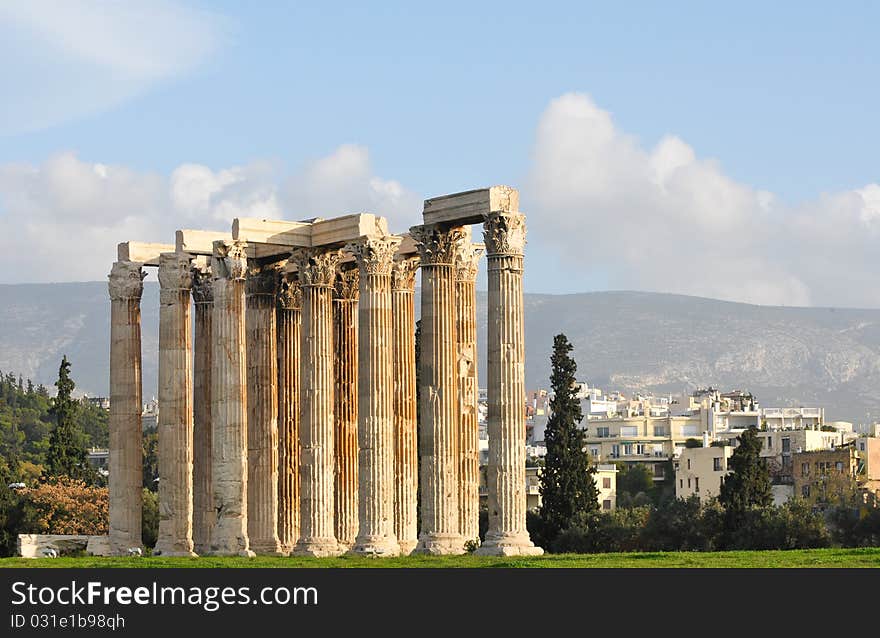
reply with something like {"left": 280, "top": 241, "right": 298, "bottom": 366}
{"left": 642, "top": 496, "right": 722, "bottom": 551}
{"left": 722, "top": 501, "right": 829, "bottom": 550}
{"left": 19, "top": 476, "right": 108, "bottom": 536}
{"left": 552, "top": 508, "right": 650, "bottom": 553}
{"left": 828, "top": 505, "right": 880, "bottom": 547}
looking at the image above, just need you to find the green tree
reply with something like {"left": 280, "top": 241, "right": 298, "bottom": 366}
{"left": 45, "top": 357, "right": 91, "bottom": 481}
{"left": 719, "top": 426, "right": 771, "bottom": 517}
{"left": 143, "top": 428, "right": 159, "bottom": 491}
{"left": 539, "top": 334, "right": 598, "bottom": 543}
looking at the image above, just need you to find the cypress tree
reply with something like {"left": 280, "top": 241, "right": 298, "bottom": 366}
{"left": 45, "top": 356, "right": 89, "bottom": 480}
{"left": 539, "top": 334, "right": 598, "bottom": 541}
{"left": 719, "top": 426, "right": 772, "bottom": 513}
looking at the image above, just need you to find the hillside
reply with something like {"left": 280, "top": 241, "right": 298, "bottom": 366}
{"left": 2, "top": 283, "right": 880, "bottom": 424}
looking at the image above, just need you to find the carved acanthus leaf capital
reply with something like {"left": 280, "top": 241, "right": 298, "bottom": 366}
{"left": 211, "top": 241, "right": 248, "bottom": 281}
{"left": 482, "top": 212, "right": 526, "bottom": 257}
{"left": 290, "top": 248, "right": 342, "bottom": 288}
{"left": 108, "top": 261, "right": 146, "bottom": 301}
{"left": 453, "top": 237, "right": 484, "bottom": 283}
{"left": 245, "top": 262, "right": 281, "bottom": 297}
{"left": 391, "top": 257, "right": 420, "bottom": 292}
{"left": 346, "top": 236, "right": 402, "bottom": 277}
{"left": 158, "top": 253, "right": 193, "bottom": 291}
{"left": 409, "top": 225, "right": 466, "bottom": 265}
{"left": 333, "top": 266, "right": 360, "bottom": 300}
{"left": 277, "top": 273, "right": 302, "bottom": 310}
{"left": 191, "top": 266, "right": 214, "bottom": 304}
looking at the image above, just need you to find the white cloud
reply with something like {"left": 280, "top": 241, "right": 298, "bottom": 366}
{"left": 0, "top": 0, "right": 229, "bottom": 135}
{"left": 0, "top": 146, "right": 420, "bottom": 283}
{"left": 526, "top": 92, "right": 880, "bottom": 307}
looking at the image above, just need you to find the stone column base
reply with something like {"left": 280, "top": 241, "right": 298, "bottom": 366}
{"left": 205, "top": 548, "right": 256, "bottom": 558}
{"left": 293, "top": 538, "right": 344, "bottom": 558}
{"left": 397, "top": 540, "right": 417, "bottom": 556}
{"left": 474, "top": 533, "right": 544, "bottom": 557}
{"left": 350, "top": 536, "right": 401, "bottom": 557}
{"left": 153, "top": 548, "right": 198, "bottom": 558}
{"left": 249, "top": 540, "right": 285, "bottom": 556}
{"left": 413, "top": 533, "right": 466, "bottom": 556}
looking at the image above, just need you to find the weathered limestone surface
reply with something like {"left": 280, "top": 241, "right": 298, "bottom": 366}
{"left": 454, "top": 237, "right": 483, "bottom": 546}
{"left": 191, "top": 266, "right": 213, "bottom": 555}
{"left": 292, "top": 248, "right": 344, "bottom": 557}
{"left": 208, "top": 241, "right": 254, "bottom": 557}
{"left": 476, "top": 212, "right": 543, "bottom": 556}
{"left": 333, "top": 266, "right": 359, "bottom": 551}
{"left": 277, "top": 273, "right": 302, "bottom": 554}
{"left": 245, "top": 263, "right": 284, "bottom": 555}
{"left": 349, "top": 236, "right": 402, "bottom": 556}
{"left": 391, "top": 257, "right": 420, "bottom": 555}
{"left": 411, "top": 225, "right": 466, "bottom": 555}
{"left": 108, "top": 261, "right": 145, "bottom": 555}
{"left": 155, "top": 253, "right": 197, "bottom": 557}
{"left": 18, "top": 535, "right": 112, "bottom": 558}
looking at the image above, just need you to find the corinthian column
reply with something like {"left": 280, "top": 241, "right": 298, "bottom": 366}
{"left": 391, "top": 256, "right": 419, "bottom": 555}
{"left": 410, "top": 225, "right": 466, "bottom": 555}
{"left": 476, "top": 212, "right": 542, "bottom": 556}
{"left": 208, "top": 241, "right": 254, "bottom": 557}
{"left": 246, "top": 263, "right": 284, "bottom": 555}
{"left": 349, "top": 236, "right": 402, "bottom": 556}
{"left": 277, "top": 272, "right": 302, "bottom": 555}
{"left": 292, "top": 247, "right": 344, "bottom": 557}
{"left": 333, "top": 265, "right": 359, "bottom": 551}
{"left": 191, "top": 265, "right": 213, "bottom": 555}
{"left": 155, "top": 253, "right": 197, "bottom": 557}
{"left": 454, "top": 237, "right": 483, "bottom": 546}
{"left": 108, "top": 261, "right": 146, "bottom": 555}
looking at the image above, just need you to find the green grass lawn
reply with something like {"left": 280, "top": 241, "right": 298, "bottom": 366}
{"left": 2, "top": 547, "right": 879, "bottom": 568}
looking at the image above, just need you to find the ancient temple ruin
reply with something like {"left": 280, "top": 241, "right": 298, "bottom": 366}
{"left": 107, "top": 185, "right": 541, "bottom": 557}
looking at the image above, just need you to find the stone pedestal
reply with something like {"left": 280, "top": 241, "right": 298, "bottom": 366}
{"left": 246, "top": 263, "right": 284, "bottom": 555}
{"left": 108, "top": 261, "right": 146, "bottom": 555}
{"left": 410, "top": 225, "right": 466, "bottom": 555}
{"left": 208, "top": 241, "right": 254, "bottom": 557}
{"left": 333, "top": 266, "right": 359, "bottom": 551}
{"left": 192, "top": 266, "right": 213, "bottom": 555}
{"left": 391, "top": 257, "right": 420, "bottom": 555}
{"left": 349, "top": 237, "right": 402, "bottom": 556}
{"left": 454, "top": 237, "right": 483, "bottom": 546}
{"left": 155, "top": 253, "right": 197, "bottom": 557}
{"left": 476, "top": 213, "right": 542, "bottom": 556}
{"left": 292, "top": 248, "right": 344, "bottom": 557}
{"left": 276, "top": 273, "right": 301, "bottom": 555}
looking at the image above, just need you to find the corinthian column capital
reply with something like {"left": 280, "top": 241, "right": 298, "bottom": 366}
{"left": 333, "top": 266, "right": 360, "bottom": 300}
{"left": 108, "top": 261, "right": 146, "bottom": 301}
{"left": 410, "top": 225, "right": 466, "bottom": 265}
{"left": 290, "top": 248, "right": 342, "bottom": 288}
{"left": 158, "top": 253, "right": 193, "bottom": 304}
{"left": 347, "top": 236, "right": 402, "bottom": 277}
{"left": 391, "top": 257, "right": 420, "bottom": 292}
{"left": 212, "top": 241, "right": 248, "bottom": 281}
{"left": 245, "top": 262, "right": 281, "bottom": 297}
{"left": 277, "top": 272, "right": 302, "bottom": 310}
{"left": 482, "top": 212, "right": 526, "bottom": 257}
{"left": 191, "top": 266, "right": 214, "bottom": 304}
{"left": 453, "top": 237, "right": 485, "bottom": 283}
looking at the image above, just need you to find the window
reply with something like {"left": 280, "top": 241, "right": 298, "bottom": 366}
{"left": 687, "top": 458, "right": 691, "bottom": 470}
{"left": 687, "top": 478, "right": 691, "bottom": 489}
{"left": 622, "top": 444, "right": 633, "bottom": 456}
{"left": 802, "top": 485, "right": 811, "bottom": 498}
{"left": 620, "top": 426, "right": 638, "bottom": 437}
{"left": 679, "top": 479, "right": 683, "bottom": 489}
{"left": 602, "top": 477, "right": 611, "bottom": 489}
{"left": 835, "top": 461, "right": 843, "bottom": 473}
{"left": 695, "top": 477, "right": 700, "bottom": 492}
{"left": 782, "top": 456, "right": 792, "bottom": 470}
{"left": 767, "top": 437, "right": 773, "bottom": 449}
{"left": 681, "top": 425, "right": 699, "bottom": 436}
{"left": 653, "top": 426, "right": 669, "bottom": 437}
{"left": 713, "top": 457, "right": 723, "bottom": 471}
{"left": 603, "top": 499, "right": 612, "bottom": 511}
{"left": 611, "top": 445, "right": 620, "bottom": 458}
{"left": 590, "top": 447, "right": 600, "bottom": 459}
{"left": 802, "top": 463, "right": 809, "bottom": 477}
{"left": 782, "top": 437, "right": 791, "bottom": 453}
{"left": 597, "top": 427, "right": 610, "bottom": 438}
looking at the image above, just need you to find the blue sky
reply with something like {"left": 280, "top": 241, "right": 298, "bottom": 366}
{"left": 1, "top": 1, "right": 878, "bottom": 306}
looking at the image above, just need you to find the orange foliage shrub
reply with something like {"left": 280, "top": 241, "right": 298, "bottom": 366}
{"left": 21, "top": 477, "right": 109, "bottom": 535}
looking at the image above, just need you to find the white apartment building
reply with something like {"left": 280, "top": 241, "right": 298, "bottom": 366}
{"left": 674, "top": 445, "right": 735, "bottom": 503}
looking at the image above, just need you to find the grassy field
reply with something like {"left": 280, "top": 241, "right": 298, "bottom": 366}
{"left": 2, "top": 547, "right": 879, "bottom": 568}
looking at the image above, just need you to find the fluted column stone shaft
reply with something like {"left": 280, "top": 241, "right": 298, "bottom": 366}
{"left": 246, "top": 263, "right": 283, "bottom": 555}
{"left": 349, "top": 236, "right": 402, "bottom": 556}
{"left": 192, "top": 266, "right": 213, "bottom": 555}
{"left": 476, "top": 212, "right": 542, "bottom": 556}
{"left": 292, "top": 248, "right": 344, "bottom": 557}
{"left": 333, "top": 266, "right": 359, "bottom": 550}
{"left": 208, "top": 241, "right": 254, "bottom": 556}
{"left": 391, "top": 257, "right": 420, "bottom": 555}
{"left": 108, "top": 261, "right": 146, "bottom": 555}
{"left": 410, "top": 225, "right": 466, "bottom": 555}
{"left": 277, "top": 274, "right": 302, "bottom": 554}
{"left": 454, "top": 238, "right": 483, "bottom": 545}
{"left": 155, "top": 253, "right": 196, "bottom": 557}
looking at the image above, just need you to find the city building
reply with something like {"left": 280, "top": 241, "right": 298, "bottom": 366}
{"left": 674, "top": 444, "right": 735, "bottom": 503}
